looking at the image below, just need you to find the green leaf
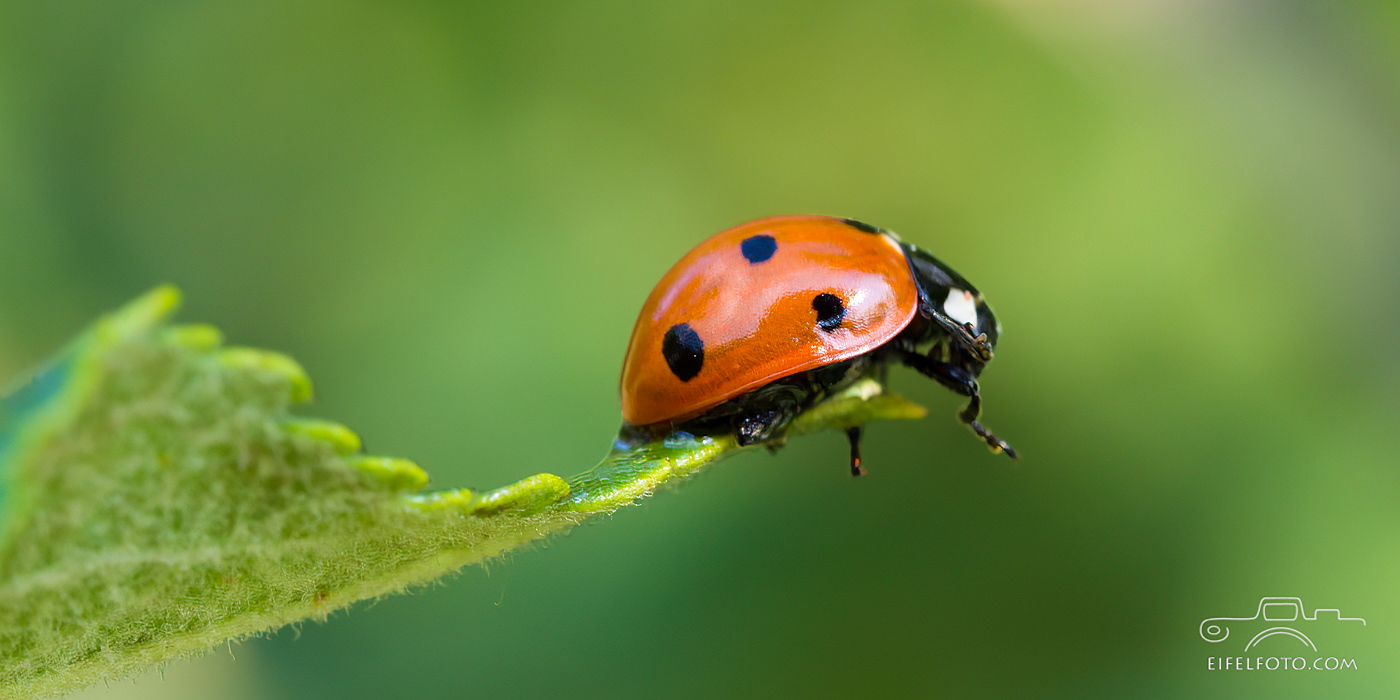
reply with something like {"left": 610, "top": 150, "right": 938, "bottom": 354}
{"left": 0, "top": 286, "right": 925, "bottom": 698}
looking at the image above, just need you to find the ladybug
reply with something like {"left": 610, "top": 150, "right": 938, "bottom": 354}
{"left": 619, "top": 215, "right": 1015, "bottom": 475}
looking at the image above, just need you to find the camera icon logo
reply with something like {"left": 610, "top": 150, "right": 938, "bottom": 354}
{"left": 1200, "top": 597, "right": 1366, "bottom": 651}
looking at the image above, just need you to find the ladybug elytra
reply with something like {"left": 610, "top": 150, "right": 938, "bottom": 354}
{"left": 619, "top": 215, "right": 1015, "bottom": 475}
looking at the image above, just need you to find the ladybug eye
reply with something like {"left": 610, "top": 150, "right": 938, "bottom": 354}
{"left": 812, "top": 293, "right": 845, "bottom": 332}
{"left": 661, "top": 323, "right": 705, "bottom": 381}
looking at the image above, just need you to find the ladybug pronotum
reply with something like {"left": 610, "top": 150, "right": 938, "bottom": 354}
{"left": 619, "top": 215, "right": 1015, "bottom": 475}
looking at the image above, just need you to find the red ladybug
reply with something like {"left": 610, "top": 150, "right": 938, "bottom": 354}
{"left": 619, "top": 215, "right": 1015, "bottom": 475}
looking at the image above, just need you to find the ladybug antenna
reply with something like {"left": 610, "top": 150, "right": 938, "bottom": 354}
{"left": 845, "top": 426, "right": 868, "bottom": 477}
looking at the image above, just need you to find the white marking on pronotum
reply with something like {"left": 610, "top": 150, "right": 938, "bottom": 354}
{"left": 943, "top": 288, "right": 978, "bottom": 327}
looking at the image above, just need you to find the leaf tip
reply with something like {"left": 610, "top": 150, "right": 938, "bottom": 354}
{"left": 282, "top": 418, "right": 363, "bottom": 455}
{"left": 164, "top": 323, "right": 225, "bottom": 351}
{"left": 140, "top": 284, "right": 183, "bottom": 319}
{"left": 466, "top": 473, "right": 572, "bottom": 516}
{"left": 350, "top": 456, "right": 428, "bottom": 490}
{"left": 217, "top": 347, "right": 314, "bottom": 403}
{"left": 405, "top": 487, "right": 476, "bottom": 512}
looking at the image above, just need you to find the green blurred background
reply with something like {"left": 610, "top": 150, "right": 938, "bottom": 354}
{"left": 3, "top": 0, "right": 1398, "bottom": 697}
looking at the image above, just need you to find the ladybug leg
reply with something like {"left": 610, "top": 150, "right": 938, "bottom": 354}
{"left": 922, "top": 307, "right": 994, "bottom": 362}
{"left": 956, "top": 393, "right": 1018, "bottom": 460}
{"left": 898, "top": 351, "right": 1017, "bottom": 460}
{"left": 846, "top": 426, "right": 868, "bottom": 477}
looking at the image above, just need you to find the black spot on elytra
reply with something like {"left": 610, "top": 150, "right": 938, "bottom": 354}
{"left": 842, "top": 218, "right": 881, "bottom": 234}
{"left": 813, "top": 293, "right": 846, "bottom": 332}
{"left": 662, "top": 323, "right": 705, "bottom": 381}
{"left": 740, "top": 234, "right": 777, "bottom": 263}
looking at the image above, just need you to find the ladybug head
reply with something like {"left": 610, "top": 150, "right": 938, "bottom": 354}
{"left": 901, "top": 242, "right": 1001, "bottom": 359}
{"left": 896, "top": 239, "right": 1017, "bottom": 459}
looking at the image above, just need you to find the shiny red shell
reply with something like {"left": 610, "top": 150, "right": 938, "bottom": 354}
{"left": 620, "top": 215, "right": 919, "bottom": 425}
